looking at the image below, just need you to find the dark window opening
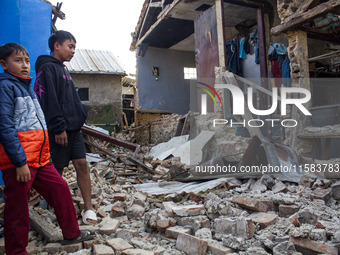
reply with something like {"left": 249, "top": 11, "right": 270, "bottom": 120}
{"left": 78, "top": 88, "right": 89, "bottom": 101}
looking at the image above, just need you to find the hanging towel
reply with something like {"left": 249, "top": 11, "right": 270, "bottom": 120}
{"left": 239, "top": 38, "right": 246, "bottom": 60}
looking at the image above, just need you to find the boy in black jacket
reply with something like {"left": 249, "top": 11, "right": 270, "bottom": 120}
{"left": 34, "top": 31, "right": 97, "bottom": 224}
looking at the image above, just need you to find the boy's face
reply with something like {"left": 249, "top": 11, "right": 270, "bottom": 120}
{"left": 0, "top": 51, "right": 30, "bottom": 78}
{"left": 53, "top": 39, "right": 76, "bottom": 63}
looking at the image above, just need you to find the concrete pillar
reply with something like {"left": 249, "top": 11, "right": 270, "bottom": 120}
{"left": 285, "top": 30, "right": 312, "bottom": 149}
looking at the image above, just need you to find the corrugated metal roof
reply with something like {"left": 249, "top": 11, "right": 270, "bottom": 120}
{"left": 65, "top": 49, "right": 126, "bottom": 75}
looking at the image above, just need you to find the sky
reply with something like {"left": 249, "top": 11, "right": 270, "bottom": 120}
{"left": 48, "top": 0, "right": 145, "bottom": 74}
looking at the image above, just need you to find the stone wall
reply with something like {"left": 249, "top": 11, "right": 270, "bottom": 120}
{"left": 135, "top": 113, "right": 181, "bottom": 146}
{"left": 71, "top": 73, "right": 123, "bottom": 130}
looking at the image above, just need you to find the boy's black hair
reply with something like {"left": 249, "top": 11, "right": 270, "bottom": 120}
{"left": 48, "top": 30, "right": 76, "bottom": 52}
{"left": 0, "top": 43, "right": 29, "bottom": 61}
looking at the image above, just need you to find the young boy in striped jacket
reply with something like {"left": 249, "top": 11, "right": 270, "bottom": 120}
{"left": 0, "top": 43, "right": 93, "bottom": 255}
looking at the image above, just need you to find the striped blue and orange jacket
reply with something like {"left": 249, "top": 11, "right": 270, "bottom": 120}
{"left": 0, "top": 71, "right": 50, "bottom": 170}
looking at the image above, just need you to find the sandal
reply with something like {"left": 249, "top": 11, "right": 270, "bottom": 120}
{"left": 81, "top": 209, "right": 98, "bottom": 225}
{"left": 61, "top": 230, "right": 94, "bottom": 245}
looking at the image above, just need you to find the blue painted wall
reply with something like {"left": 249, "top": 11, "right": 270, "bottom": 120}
{"left": 0, "top": 0, "right": 51, "bottom": 86}
{"left": 137, "top": 47, "right": 195, "bottom": 115}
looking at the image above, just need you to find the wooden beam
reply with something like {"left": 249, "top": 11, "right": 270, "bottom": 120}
{"left": 136, "top": 0, "right": 181, "bottom": 48}
{"left": 308, "top": 49, "right": 340, "bottom": 61}
{"left": 216, "top": 0, "right": 227, "bottom": 68}
{"left": 302, "top": 27, "right": 340, "bottom": 44}
{"left": 126, "top": 155, "right": 156, "bottom": 175}
{"left": 149, "top": 2, "right": 162, "bottom": 7}
{"left": 29, "top": 208, "right": 63, "bottom": 243}
{"left": 83, "top": 138, "right": 118, "bottom": 162}
{"left": 223, "top": 0, "right": 263, "bottom": 8}
{"left": 257, "top": 7, "right": 268, "bottom": 108}
{"left": 81, "top": 126, "right": 140, "bottom": 153}
{"left": 294, "top": 0, "right": 320, "bottom": 17}
{"left": 137, "top": 0, "right": 152, "bottom": 43}
{"left": 271, "top": 0, "right": 340, "bottom": 35}
{"left": 257, "top": 7, "right": 268, "bottom": 79}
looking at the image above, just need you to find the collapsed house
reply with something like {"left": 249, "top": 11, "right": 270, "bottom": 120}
{"left": 129, "top": 0, "right": 340, "bottom": 159}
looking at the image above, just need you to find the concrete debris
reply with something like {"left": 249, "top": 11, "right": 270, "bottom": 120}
{"left": 167, "top": 130, "right": 215, "bottom": 165}
{"left": 134, "top": 178, "right": 232, "bottom": 197}
{"left": 2, "top": 119, "right": 340, "bottom": 255}
{"left": 302, "top": 124, "right": 340, "bottom": 136}
{"left": 149, "top": 135, "right": 189, "bottom": 160}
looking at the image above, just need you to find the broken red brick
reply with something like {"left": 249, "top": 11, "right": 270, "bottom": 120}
{"left": 83, "top": 238, "right": 101, "bottom": 249}
{"left": 165, "top": 226, "right": 191, "bottom": 239}
{"left": 99, "top": 217, "right": 120, "bottom": 235}
{"left": 188, "top": 194, "right": 203, "bottom": 203}
{"left": 249, "top": 212, "right": 278, "bottom": 228}
{"left": 310, "top": 188, "right": 332, "bottom": 201}
{"left": 172, "top": 204, "right": 205, "bottom": 216}
{"left": 225, "top": 178, "right": 242, "bottom": 189}
{"left": 43, "top": 242, "right": 82, "bottom": 253}
{"left": 289, "top": 217, "right": 300, "bottom": 227}
{"left": 201, "top": 218, "right": 211, "bottom": 229}
{"left": 156, "top": 218, "right": 176, "bottom": 230}
{"left": 114, "top": 193, "right": 127, "bottom": 201}
{"left": 259, "top": 200, "right": 276, "bottom": 211}
{"left": 236, "top": 218, "right": 255, "bottom": 239}
{"left": 279, "top": 205, "right": 300, "bottom": 218}
{"left": 232, "top": 196, "right": 268, "bottom": 212}
{"left": 176, "top": 233, "right": 208, "bottom": 255}
{"left": 93, "top": 244, "right": 115, "bottom": 255}
{"left": 316, "top": 220, "right": 333, "bottom": 229}
{"left": 290, "top": 237, "right": 338, "bottom": 255}
{"left": 110, "top": 206, "right": 125, "bottom": 218}
{"left": 207, "top": 240, "right": 234, "bottom": 255}
{"left": 106, "top": 238, "right": 133, "bottom": 251}
{"left": 272, "top": 181, "right": 287, "bottom": 193}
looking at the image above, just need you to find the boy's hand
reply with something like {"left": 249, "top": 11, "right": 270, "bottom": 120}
{"left": 16, "top": 164, "right": 31, "bottom": 182}
{"left": 55, "top": 131, "right": 68, "bottom": 147}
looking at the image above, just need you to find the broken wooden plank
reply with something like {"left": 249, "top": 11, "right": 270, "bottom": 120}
{"left": 271, "top": 0, "right": 340, "bottom": 35}
{"left": 83, "top": 138, "right": 117, "bottom": 162}
{"left": 81, "top": 125, "right": 140, "bottom": 153}
{"left": 308, "top": 49, "right": 340, "bottom": 62}
{"left": 126, "top": 155, "right": 156, "bottom": 175}
{"left": 92, "top": 168, "right": 104, "bottom": 184}
{"left": 29, "top": 207, "right": 63, "bottom": 243}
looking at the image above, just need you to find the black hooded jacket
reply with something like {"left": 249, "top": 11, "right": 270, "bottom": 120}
{"left": 34, "top": 55, "right": 88, "bottom": 135}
